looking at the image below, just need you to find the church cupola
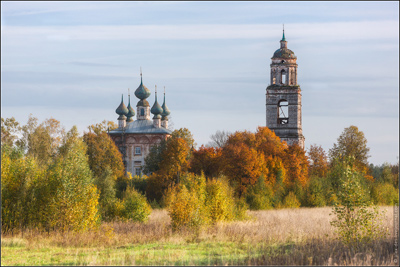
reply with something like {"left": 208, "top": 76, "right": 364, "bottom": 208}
{"left": 126, "top": 89, "right": 135, "bottom": 123}
{"left": 151, "top": 85, "right": 163, "bottom": 128}
{"left": 270, "top": 26, "right": 298, "bottom": 86}
{"left": 135, "top": 71, "right": 151, "bottom": 120}
{"left": 116, "top": 94, "right": 129, "bottom": 128}
{"left": 161, "top": 86, "right": 171, "bottom": 129}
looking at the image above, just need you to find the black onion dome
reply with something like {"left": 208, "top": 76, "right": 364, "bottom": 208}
{"left": 116, "top": 94, "right": 129, "bottom": 115}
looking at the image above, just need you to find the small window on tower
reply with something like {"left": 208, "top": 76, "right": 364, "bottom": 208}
{"left": 272, "top": 77, "right": 276, "bottom": 84}
{"left": 135, "top": 146, "right": 141, "bottom": 155}
{"left": 281, "top": 69, "right": 286, "bottom": 84}
{"left": 140, "top": 108, "right": 145, "bottom": 116}
{"left": 278, "top": 100, "right": 289, "bottom": 124}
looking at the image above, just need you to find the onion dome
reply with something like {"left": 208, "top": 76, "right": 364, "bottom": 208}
{"left": 134, "top": 73, "right": 151, "bottom": 101}
{"left": 151, "top": 86, "right": 163, "bottom": 119}
{"left": 161, "top": 87, "right": 170, "bottom": 119}
{"left": 126, "top": 93, "right": 135, "bottom": 122}
{"left": 116, "top": 94, "right": 129, "bottom": 118}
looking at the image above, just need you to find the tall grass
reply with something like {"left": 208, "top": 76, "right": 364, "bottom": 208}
{"left": 1, "top": 207, "right": 397, "bottom": 265}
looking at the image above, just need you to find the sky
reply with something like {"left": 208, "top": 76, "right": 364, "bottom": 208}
{"left": 1, "top": 1, "right": 399, "bottom": 165}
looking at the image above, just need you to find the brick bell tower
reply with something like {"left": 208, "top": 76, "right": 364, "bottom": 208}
{"left": 266, "top": 27, "right": 305, "bottom": 149}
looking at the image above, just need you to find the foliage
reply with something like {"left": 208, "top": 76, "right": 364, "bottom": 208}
{"left": 308, "top": 144, "right": 329, "bottom": 177}
{"left": 166, "top": 184, "right": 204, "bottom": 231}
{"left": 143, "top": 140, "right": 166, "bottom": 174}
{"left": 83, "top": 130, "right": 125, "bottom": 179}
{"left": 95, "top": 166, "right": 118, "bottom": 220}
{"left": 329, "top": 125, "right": 370, "bottom": 173}
{"left": 205, "top": 178, "right": 236, "bottom": 222}
{"left": 222, "top": 131, "right": 267, "bottom": 196}
{"left": 245, "top": 175, "right": 273, "bottom": 210}
{"left": 330, "top": 166, "right": 388, "bottom": 246}
{"left": 1, "top": 117, "right": 21, "bottom": 147}
{"left": 371, "top": 183, "right": 399, "bottom": 205}
{"left": 171, "top": 127, "right": 196, "bottom": 150}
{"left": 121, "top": 186, "right": 152, "bottom": 223}
{"left": 190, "top": 145, "right": 223, "bottom": 179}
{"left": 283, "top": 143, "right": 309, "bottom": 187}
{"left": 88, "top": 120, "right": 118, "bottom": 135}
{"left": 283, "top": 191, "right": 301, "bottom": 208}
{"left": 304, "top": 176, "right": 326, "bottom": 207}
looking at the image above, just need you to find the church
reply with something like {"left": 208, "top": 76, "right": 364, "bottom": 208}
{"left": 109, "top": 29, "right": 305, "bottom": 176}
{"left": 108, "top": 73, "right": 172, "bottom": 176}
{"left": 266, "top": 29, "right": 305, "bottom": 149}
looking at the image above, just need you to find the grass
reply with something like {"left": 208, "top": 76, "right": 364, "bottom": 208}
{"left": 1, "top": 206, "right": 398, "bottom": 265}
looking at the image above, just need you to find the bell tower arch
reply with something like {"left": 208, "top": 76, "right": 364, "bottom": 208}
{"left": 266, "top": 28, "right": 305, "bottom": 148}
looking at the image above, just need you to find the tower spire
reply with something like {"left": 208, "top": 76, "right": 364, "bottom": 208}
{"left": 282, "top": 24, "right": 286, "bottom": 41}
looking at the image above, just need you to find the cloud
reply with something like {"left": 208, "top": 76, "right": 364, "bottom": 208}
{"left": 2, "top": 21, "right": 398, "bottom": 43}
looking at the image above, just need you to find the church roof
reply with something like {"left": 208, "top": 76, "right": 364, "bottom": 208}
{"left": 109, "top": 119, "right": 172, "bottom": 134}
{"left": 135, "top": 75, "right": 151, "bottom": 101}
{"left": 116, "top": 94, "right": 129, "bottom": 116}
{"left": 272, "top": 48, "right": 296, "bottom": 59}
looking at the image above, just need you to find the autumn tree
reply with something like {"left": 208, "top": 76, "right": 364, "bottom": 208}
{"left": 190, "top": 145, "right": 223, "bottom": 179}
{"left": 222, "top": 131, "right": 267, "bottom": 196}
{"left": 1, "top": 117, "right": 21, "bottom": 148}
{"left": 308, "top": 144, "right": 329, "bottom": 177}
{"left": 329, "top": 125, "right": 370, "bottom": 173}
{"left": 283, "top": 143, "right": 309, "bottom": 187}
{"left": 88, "top": 120, "right": 118, "bottom": 135}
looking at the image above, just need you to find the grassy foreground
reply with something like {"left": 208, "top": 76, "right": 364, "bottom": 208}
{"left": 1, "top": 207, "right": 398, "bottom": 266}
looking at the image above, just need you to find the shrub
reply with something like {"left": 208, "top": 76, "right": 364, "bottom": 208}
{"left": 330, "top": 166, "right": 388, "bottom": 247}
{"left": 121, "top": 186, "right": 152, "bottom": 223}
{"left": 167, "top": 184, "right": 204, "bottom": 231}
{"left": 245, "top": 175, "right": 273, "bottom": 210}
{"left": 205, "top": 178, "right": 235, "bottom": 222}
{"left": 283, "top": 191, "right": 301, "bottom": 208}
{"left": 305, "top": 176, "right": 326, "bottom": 207}
{"left": 371, "top": 182, "right": 399, "bottom": 205}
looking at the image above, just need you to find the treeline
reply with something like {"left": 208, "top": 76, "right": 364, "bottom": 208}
{"left": 1, "top": 116, "right": 398, "bottom": 233}
{"left": 1, "top": 116, "right": 151, "bottom": 233}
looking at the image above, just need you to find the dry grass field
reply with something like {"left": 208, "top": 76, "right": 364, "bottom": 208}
{"left": 1, "top": 206, "right": 398, "bottom": 265}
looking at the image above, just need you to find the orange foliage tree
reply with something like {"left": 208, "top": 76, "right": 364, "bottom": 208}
{"left": 190, "top": 145, "right": 222, "bottom": 179}
{"left": 222, "top": 131, "right": 267, "bottom": 197}
{"left": 283, "top": 143, "right": 309, "bottom": 187}
{"left": 308, "top": 144, "right": 329, "bottom": 177}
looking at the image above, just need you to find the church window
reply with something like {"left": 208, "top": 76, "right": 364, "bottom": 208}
{"left": 135, "top": 168, "right": 142, "bottom": 177}
{"left": 278, "top": 100, "right": 289, "bottom": 124}
{"left": 272, "top": 77, "right": 276, "bottom": 84}
{"left": 135, "top": 146, "right": 141, "bottom": 155}
{"left": 281, "top": 69, "right": 286, "bottom": 84}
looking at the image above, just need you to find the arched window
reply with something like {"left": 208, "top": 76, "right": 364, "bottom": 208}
{"left": 278, "top": 100, "right": 288, "bottom": 124}
{"left": 281, "top": 69, "right": 286, "bottom": 85}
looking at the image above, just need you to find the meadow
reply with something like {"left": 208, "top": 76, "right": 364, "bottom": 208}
{"left": 1, "top": 206, "right": 397, "bottom": 266}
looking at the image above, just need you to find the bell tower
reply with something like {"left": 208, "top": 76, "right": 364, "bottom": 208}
{"left": 266, "top": 27, "right": 305, "bottom": 148}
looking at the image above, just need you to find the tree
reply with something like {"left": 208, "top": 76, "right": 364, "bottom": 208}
{"left": 283, "top": 143, "right": 309, "bottom": 187}
{"left": 88, "top": 120, "right": 118, "bottom": 135}
{"left": 83, "top": 131, "right": 125, "bottom": 179}
{"left": 207, "top": 130, "right": 231, "bottom": 148}
{"left": 222, "top": 132, "right": 267, "bottom": 196}
{"left": 1, "top": 117, "right": 21, "bottom": 148}
{"left": 190, "top": 145, "right": 223, "bottom": 179}
{"left": 308, "top": 144, "right": 329, "bottom": 177}
{"left": 329, "top": 125, "right": 370, "bottom": 173}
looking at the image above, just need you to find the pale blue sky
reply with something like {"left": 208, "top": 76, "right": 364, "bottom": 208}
{"left": 1, "top": 1, "right": 399, "bottom": 165}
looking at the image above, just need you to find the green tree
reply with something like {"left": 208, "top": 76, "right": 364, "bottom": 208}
{"left": 88, "top": 120, "right": 118, "bottom": 135}
{"left": 308, "top": 144, "right": 329, "bottom": 178}
{"left": 121, "top": 186, "right": 152, "bottom": 222}
{"left": 329, "top": 126, "right": 370, "bottom": 173}
{"left": 245, "top": 175, "right": 273, "bottom": 210}
{"left": 330, "top": 165, "right": 387, "bottom": 247}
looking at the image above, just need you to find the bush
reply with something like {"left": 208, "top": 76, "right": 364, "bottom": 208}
{"left": 330, "top": 166, "right": 388, "bottom": 247}
{"left": 121, "top": 186, "right": 152, "bottom": 223}
{"left": 245, "top": 175, "right": 273, "bottom": 210}
{"left": 167, "top": 184, "right": 204, "bottom": 231}
{"left": 283, "top": 191, "right": 301, "bottom": 208}
{"left": 371, "top": 182, "right": 399, "bottom": 205}
{"left": 305, "top": 176, "right": 326, "bottom": 207}
{"left": 205, "top": 178, "right": 235, "bottom": 222}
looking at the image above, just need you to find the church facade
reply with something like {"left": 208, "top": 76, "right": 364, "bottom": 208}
{"left": 266, "top": 29, "right": 305, "bottom": 149}
{"left": 108, "top": 73, "right": 172, "bottom": 176}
